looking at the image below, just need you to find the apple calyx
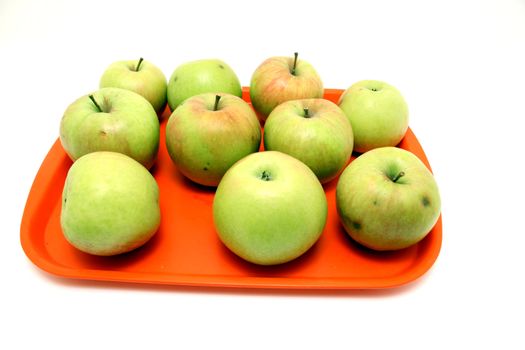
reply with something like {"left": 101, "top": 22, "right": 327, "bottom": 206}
{"left": 88, "top": 94, "right": 103, "bottom": 113}
{"left": 213, "top": 95, "right": 221, "bottom": 111}
{"left": 135, "top": 57, "right": 144, "bottom": 72}
{"left": 391, "top": 171, "right": 405, "bottom": 183}
{"left": 260, "top": 170, "right": 272, "bottom": 181}
{"left": 291, "top": 52, "right": 299, "bottom": 75}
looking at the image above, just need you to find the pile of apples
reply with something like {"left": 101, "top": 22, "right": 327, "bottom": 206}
{"left": 58, "top": 54, "right": 441, "bottom": 265}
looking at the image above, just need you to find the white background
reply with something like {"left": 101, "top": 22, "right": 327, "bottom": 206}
{"left": 2, "top": 0, "right": 524, "bottom": 348}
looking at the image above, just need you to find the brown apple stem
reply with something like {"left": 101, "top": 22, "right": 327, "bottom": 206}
{"left": 392, "top": 171, "right": 405, "bottom": 183}
{"left": 135, "top": 57, "right": 144, "bottom": 71}
{"left": 304, "top": 107, "right": 310, "bottom": 118}
{"left": 291, "top": 52, "right": 299, "bottom": 75}
{"left": 213, "top": 94, "right": 221, "bottom": 111}
{"left": 88, "top": 94, "right": 102, "bottom": 112}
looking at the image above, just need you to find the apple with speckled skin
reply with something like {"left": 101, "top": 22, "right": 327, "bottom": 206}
{"left": 61, "top": 152, "right": 161, "bottom": 256}
{"left": 213, "top": 151, "right": 328, "bottom": 265}
{"left": 99, "top": 58, "right": 168, "bottom": 114}
{"left": 250, "top": 53, "right": 323, "bottom": 123}
{"left": 338, "top": 80, "right": 409, "bottom": 153}
{"left": 263, "top": 98, "right": 353, "bottom": 183}
{"left": 336, "top": 147, "right": 441, "bottom": 251}
{"left": 167, "top": 59, "right": 242, "bottom": 111}
{"left": 59, "top": 87, "right": 160, "bottom": 169}
{"left": 165, "top": 93, "right": 261, "bottom": 186}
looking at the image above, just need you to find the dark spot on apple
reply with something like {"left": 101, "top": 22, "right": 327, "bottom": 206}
{"left": 203, "top": 166, "right": 208, "bottom": 171}
{"left": 422, "top": 196, "right": 431, "bottom": 207}
{"left": 373, "top": 200, "right": 378, "bottom": 206}
{"left": 352, "top": 221, "right": 362, "bottom": 230}
{"left": 218, "top": 64, "right": 224, "bottom": 69}
{"left": 371, "top": 88, "right": 378, "bottom": 91}
{"left": 100, "top": 130, "right": 107, "bottom": 136}
{"left": 173, "top": 76, "right": 178, "bottom": 82}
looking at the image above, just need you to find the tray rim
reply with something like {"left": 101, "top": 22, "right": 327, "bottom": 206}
{"left": 20, "top": 87, "right": 442, "bottom": 290}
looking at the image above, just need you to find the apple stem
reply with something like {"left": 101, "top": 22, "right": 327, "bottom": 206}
{"left": 135, "top": 57, "right": 144, "bottom": 71}
{"left": 392, "top": 171, "right": 405, "bottom": 183}
{"left": 213, "top": 94, "right": 221, "bottom": 111}
{"left": 304, "top": 107, "right": 310, "bottom": 118}
{"left": 291, "top": 52, "right": 298, "bottom": 75}
{"left": 88, "top": 94, "right": 102, "bottom": 112}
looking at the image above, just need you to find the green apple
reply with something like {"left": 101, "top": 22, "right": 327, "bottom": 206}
{"left": 263, "top": 98, "right": 353, "bottom": 183}
{"left": 338, "top": 80, "right": 409, "bottom": 153}
{"left": 167, "top": 59, "right": 242, "bottom": 111}
{"left": 60, "top": 87, "right": 160, "bottom": 169}
{"left": 99, "top": 57, "right": 168, "bottom": 114}
{"left": 61, "top": 151, "right": 161, "bottom": 256}
{"left": 213, "top": 151, "right": 328, "bottom": 265}
{"left": 165, "top": 93, "right": 261, "bottom": 186}
{"left": 250, "top": 52, "right": 323, "bottom": 122}
{"left": 336, "top": 147, "right": 441, "bottom": 251}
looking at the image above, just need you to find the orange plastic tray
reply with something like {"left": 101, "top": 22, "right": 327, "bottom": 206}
{"left": 20, "top": 88, "right": 442, "bottom": 290}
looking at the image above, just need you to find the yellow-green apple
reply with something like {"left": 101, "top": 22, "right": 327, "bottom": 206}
{"left": 336, "top": 147, "right": 441, "bottom": 251}
{"left": 337, "top": 80, "right": 409, "bottom": 153}
{"left": 167, "top": 59, "right": 242, "bottom": 111}
{"left": 213, "top": 151, "right": 328, "bottom": 265}
{"left": 99, "top": 57, "right": 168, "bottom": 114}
{"left": 165, "top": 93, "right": 261, "bottom": 186}
{"left": 59, "top": 87, "right": 160, "bottom": 169}
{"left": 61, "top": 151, "right": 161, "bottom": 256}
{"left": 250, "top": 53, "right": 323, "bottom": 123}
{"left": 263, "top": 98, "right": 353, "bottom": 184}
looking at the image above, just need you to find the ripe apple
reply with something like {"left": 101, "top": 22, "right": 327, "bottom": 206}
{"left": 59, "top": 87, "right": 160, "bottom": 169}
{"left": 336, "top": 147, "right": 441, "bottom": 251}
{"left": 167, "top": 59, "right": 242, "bottom": 111}
{"left": 250, "top": 52, "right": 324, "bottom": 122}
{"left": 61, "top": 151, "right": 161, "bottom": 256}
{"left": 337, "top": 80, "right": 409, "bottom": 153}
{"left": 213, "top": 151, "right": 328, "bottom": 265}
{"left": 99, "top": 57, "right": 168, "bottom": 114}
{"left": 263, "top": 98, "right": 353, "bottom": 183}
{"left": 165, "top": 93, "right": 261, "bottom": 186}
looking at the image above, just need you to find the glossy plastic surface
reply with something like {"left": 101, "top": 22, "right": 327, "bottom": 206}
{"left": 20, "top": 88, "right": 442, "bottom": 289}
